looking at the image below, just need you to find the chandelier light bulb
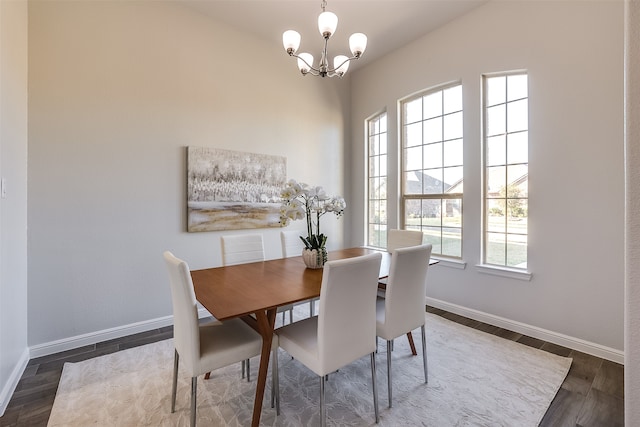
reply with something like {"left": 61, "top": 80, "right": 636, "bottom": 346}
{"left": 334, "top": 55, "right": 350, "bottom": 76}
{"left": 317, "top": 11, "right": 338, "bottom": 38}
{"left": 349, "top": 33, "right": 368, "bottom": 57}
{"left": 297, "top": 53, "right": 314, "bottom": 74}
{"left": 282, "top": 30, "right": 301, "bottom": 55}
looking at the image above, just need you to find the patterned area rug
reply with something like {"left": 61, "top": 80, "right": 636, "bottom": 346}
{"left": 47, "top": 311, "right": 571, "bottom": 426}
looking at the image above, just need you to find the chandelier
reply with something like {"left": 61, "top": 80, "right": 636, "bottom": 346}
{"left": 282, "top": 0, "right": 368, "bottom": 78}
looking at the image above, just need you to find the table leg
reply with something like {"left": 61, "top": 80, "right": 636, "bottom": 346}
{"left": 407, "top": 332, "right": 417, "bottom": 356}
{"left": 251, "top": 308, "right": 277, "bottom": 427}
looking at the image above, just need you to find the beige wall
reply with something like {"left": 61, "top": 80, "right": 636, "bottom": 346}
{"left": 27, "top": 1, "right": 350, "bottom": 348}
{"left": 625, "top": 0, "right": 640, "bottom": 423}
{"left": 350, "top": 0, "right": 625, "bottom": 357}
{"left": 0, "top": 0, "right": 29, "bottom": 414}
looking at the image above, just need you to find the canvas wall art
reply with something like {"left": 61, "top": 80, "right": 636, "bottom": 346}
{"left": 187, "top": 147, "right": 286, "bottom": 232}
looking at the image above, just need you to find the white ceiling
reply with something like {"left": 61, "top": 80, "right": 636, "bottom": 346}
{"left": 183, "top": 0, "right": 487, "bottom": 71}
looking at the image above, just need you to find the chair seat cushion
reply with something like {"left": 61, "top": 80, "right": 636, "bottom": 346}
{"left": 196, "top": 318, "right": 273, "bottom": 376}
{"left": 275, "top": 317, "right": 322, "bottom": 375}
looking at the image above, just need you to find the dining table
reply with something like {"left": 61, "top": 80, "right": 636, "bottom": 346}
{"left": 190, "top": 246, "right": 435, "bottom": 427}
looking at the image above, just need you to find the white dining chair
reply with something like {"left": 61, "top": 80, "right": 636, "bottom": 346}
{"left": 222, "top": 233, "right": 294, "bottom": 324}
{"left": 163, "top": 251, "right": 280, "bottom": 427}
{"left": 275, "top": 252, "right": 383, "bottom": 427}
{"left": 375, "top": 244, "right": 432, "bottom": 408}
{"left": 386, "top": 228, "right": 424, "bottom": 252}
{"left": 378, "top": 228, "right": 424, "bottom": 352}
{"left": 221, "top": 233, "right": 294, "bottom": 380}
{"left": 280, "top": 229, "right": 318, "bottom": 317}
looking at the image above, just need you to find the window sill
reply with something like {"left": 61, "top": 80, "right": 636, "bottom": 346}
{"left": 432, "top": 258, "right": 466, "bottom": 270}
{"left": 475, "top": 264, "right": 532, "bottom": 281}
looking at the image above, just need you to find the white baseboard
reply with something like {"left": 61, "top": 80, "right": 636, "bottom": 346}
{"left": 29, "top": 308, "right": 212, "bottom": 359}
{"left": 426, "top": 297, "right": 624, "bottom": 364}
{"left": 0, "top": 347, "right": 29, "bottom": 417}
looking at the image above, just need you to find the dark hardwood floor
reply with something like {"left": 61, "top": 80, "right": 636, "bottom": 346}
{"left": 0, "top": 307, "right": 624, "bottom": 426}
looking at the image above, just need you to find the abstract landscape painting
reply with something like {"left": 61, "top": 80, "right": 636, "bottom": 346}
{"left": 187, "top": 147, "right": 286, "bottom": 232}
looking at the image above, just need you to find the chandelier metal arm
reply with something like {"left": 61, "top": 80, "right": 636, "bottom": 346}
{"left": 288, "top": 51, "right": 360, "bottom": 78}
{"left": 287, "top": 36, "right": 359, "bottom": 78}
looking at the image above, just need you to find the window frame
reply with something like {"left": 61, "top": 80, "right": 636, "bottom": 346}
{"left": 366, "top": 111, "right": 388, "bottom": 249}
{"left": 399, "top": 81, "right": 464, "bottom": 259}
{"left": 480, "top": 70, "right": 531, "bottom": 278}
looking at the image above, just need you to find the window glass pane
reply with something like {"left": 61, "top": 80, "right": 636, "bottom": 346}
{"left": 404, "top": 199, "right": 422, "bottom": 224}
{"left": 423, "top": 143, "right": 442, "bottom": 169}
{"left": 369, "top": 155, "right": 377, "bottom": 178}
{"left": 443, "top": 85, "right": 462, "bottom": 114}
{"left": 507, "top": 74, "right": 527, "bottom": 101}
{"left": 442, "top": 199, "right": 461, "bottom": 227}
{"left": 444, "top": 166, "right": 463, "bottom": 193}
{"left": 368, "top": 224, "right": 380, "bottom": 246}
{"left": 486, "top": 76, "right": 506, "bottom": 106}
{"left": 423, "top": 92, "right": 442, "bottom": 119}
{"left": 444, "top": 111, "right": 463, "bottom": 140}
{"left": 369, "top": 200, "right": 378, "bottom": 222}
{"left": 486, "top": 166, "right": 506, "bottom": 195}
{"left": 379, "top": 133, "right": 387, "bottom": 155}
{"left": 487, "top": 200, "right": 506, "bottom": 232}
{"left": 506, "top": 234, "right": 527, "bottom": 268}
{"left": 404, "top": 122, "right": 422, "bottom": 147}
{"left": 379, "top": 154, "right": 387, "bottom": 177}
{"left": 486, "top": 104, "right": 506, "bottom": 136}
{"left": 378, "top": 177, "right": 387, "bottom": 199}
{"left": 507, "top": 131, "right": 527, "bottom": 164}
{"left": 485, "top": 232, "right": 506, "bottom": 265}
{"left": 444, "top": 138, "right": 463, "bottom": 167}
{"left": 507, "top": 200, "right": 527, "bottom": 228}
{"left": 369, "top": 135, "right": 378, "bottom": 156}
{"left": 423, "top": 227, "right": 442, "bottom": 254}
{"left": 507, "top": 99, "right": 528, "bottom": 133}
{"left": 405, "top": 146, "right": 422, "bottom": 170}
{"left": 486, "top": 135, "right": 506, "bottom": 166}
{"left": 379, "top": 114, "right": 387, "bottom": 132}
{"left": 370, "top": 177, "right": 380, "bottom": 199}
{"left": 404, "top": 172, "right": 422, "bottom": 194}
{"left": 423, "top": 117, "right": 443, "bottom": 143}
{"left": 423, "top": 168, "right": 443, "bottom": 194}
{"left": 507, "top": 164, "right": 528, "bottom": 198}
{"left": 404, "top": 98, "right": 422, "bottom": 124}
{"left": 421, "top": 199, "right": 441, "bottom": 225}
{"left": 442, "top": 227, "right": 461, "bottom": 257}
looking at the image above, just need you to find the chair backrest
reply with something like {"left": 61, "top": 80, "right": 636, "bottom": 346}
{"left": 163, "top": 251, "right": 200, "bottom": 375}
{"left": 281, "top": 230, "right": 306, "bottom": 258}
{"left": 317, "top": 252, "right": 382, "bottom": 374}
{"left": 387, "top": 229, "right": 423, "bottom": 252}
{"left": 221, "top": 234, "right": 265, "bottom": 266}
{"left": 383, "top": 244, "right": 433, "bottom": 337}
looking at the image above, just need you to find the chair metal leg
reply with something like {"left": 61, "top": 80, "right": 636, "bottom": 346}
{"left": 386, "top": 340, "right": 393, "bottom": 408}
{"left": 271, "top": 347, "right": 280, "bottom": 415}
{"left": 421, "top": 324, "right": 428, "bottom": 383}
{"left": 289, "top": 308, "right": 293, "bottom": 324}
{"left": 171, "top": 350, "right": 179, "bottom": 413}
{"left": 370, "top": 352, "right": 380, "bottom": 424}
{"left": 247, "top": 358, "right": 251, "bottom": 382}
{"left": 320, "top": 375, "right": 326, "bottom": 427}
{"left": 190, "top": 376, "right": 197, "bottom": 427}
{"left": 242, "top": 359, "right": 246, "bottom": 379}
{"left": 310, "top": 300, "right": 315, "bottom": 317}
{"left": 281, "top": 311, "right": 286, "bottom": 325}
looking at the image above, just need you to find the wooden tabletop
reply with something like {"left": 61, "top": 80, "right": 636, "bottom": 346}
{"left": 191, "top": 247, "right": 390, "bottom": 321}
